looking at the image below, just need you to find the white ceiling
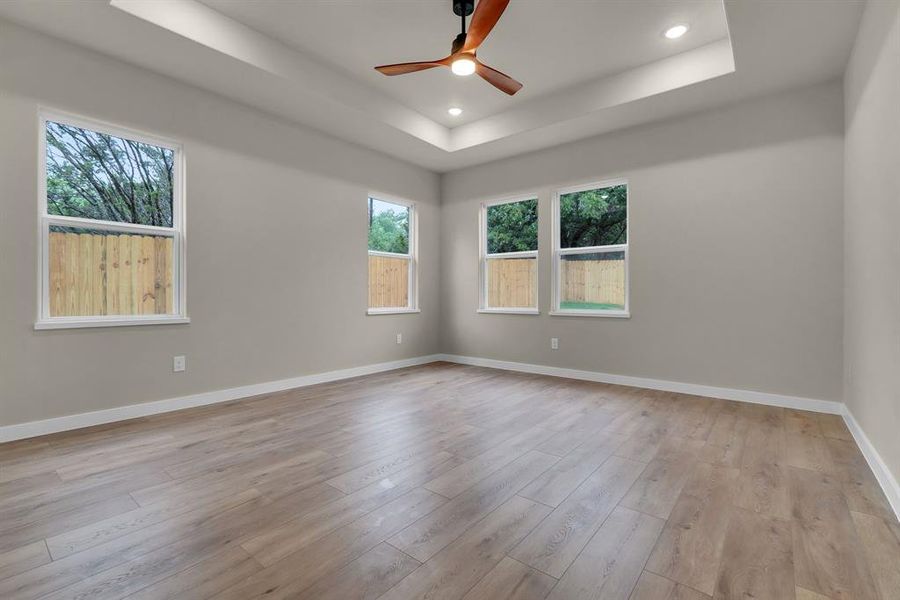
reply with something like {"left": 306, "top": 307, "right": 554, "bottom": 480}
{"left": 200, "top": 0, "right": 729, "bottom": 127}
{"left": 0, "top": 0, "right": 864, "bottom": 172}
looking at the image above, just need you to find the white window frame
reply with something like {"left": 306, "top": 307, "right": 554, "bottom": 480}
{"left": 478, "top": 195, "right": 540, "bottom": 315}
{"left": 551, "top": 178, "right": 630, "bottom": 318}
{"left": 367, "top": 193, "right": 419, "bottom": 315}
{"left": 35, "top": 109, "right": 189, "bottom": 330}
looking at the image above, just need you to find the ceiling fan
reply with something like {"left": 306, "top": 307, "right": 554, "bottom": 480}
{"left": 374, "top": 0, "right": 522, "bottom": 96}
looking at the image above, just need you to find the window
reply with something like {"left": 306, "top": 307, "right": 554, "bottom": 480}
{"left": 368, "top": 195, "right": 417, "bottom": 313}
{"left": 36, "top": 111, "right": 187, "bottom": 329}
{"left": 552, "top": 180, "right": 628, "bottom": 317}
{"left": 479, "top": 197, "right": 538, "bottom": 313}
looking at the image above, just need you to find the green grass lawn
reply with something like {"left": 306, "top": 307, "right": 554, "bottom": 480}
{"left": 560, "top": 301, "right": 625, "bottom": 310}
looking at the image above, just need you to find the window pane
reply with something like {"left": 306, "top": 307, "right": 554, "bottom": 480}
{"left": 368, "top": 254, "right": 409, "bottom": 308}
{"left": 487, "top": 198, "right": 537, "bottom": 253}
{"left": 559, "top": 251, "right": 625, "bottom": 311}
{"left": 486, "top": 257, "right": 537, "bottom": 309}
{"left": 559, "top": 184, "right": 626, "bottom": 248}
{"left": 48, "top": 226, "right": 175, "bottom": 317}
{"left": 46, "top": 121, "right": 175, "bottom": 227}
{"left": 368, "top": 198, "right": 409, "bottom": 254}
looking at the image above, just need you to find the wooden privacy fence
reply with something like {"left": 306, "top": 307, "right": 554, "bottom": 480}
{"left": 487, "top": 258, "right": 536, "bottom": 308}
{"left": 49, "top": 231, "right": 174, "bottom": 317}
{"left": 368, "top": 254, "right": 409, "bottom": 308}
{"left": 561, "top": 258, "right": 625, "bottom": 306}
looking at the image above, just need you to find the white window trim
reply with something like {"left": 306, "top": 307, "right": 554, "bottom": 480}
{"left": 35, "top": 108, "right": 188, "bottom": 330}
{"left": 367, "top": 193, "right": 418, "bottom": 315}
{"left": 478, "top": 195, "right": 540, "bottom": 315}
{"left": 550, "top": 178, "right": 630, "bottom": 318}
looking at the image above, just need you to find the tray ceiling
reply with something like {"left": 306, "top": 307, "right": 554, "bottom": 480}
{"left": 0, "top": 0, "right": 863, "bottom": 171}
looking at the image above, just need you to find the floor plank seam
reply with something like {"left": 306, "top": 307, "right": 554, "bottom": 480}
{"left": 510, "top": 553, "right": 562, "bottom": 583}
{"left": 515, "top": 493, "right": 555, "bottom": 509}
{"left": 382, "top": 539, "right": 423, "bottom": 565}
{"left": 506, "top": 554, "right": 559, "bottom": 581}
{"left": 642, "top": 566, "right": 715, "bottom": 598}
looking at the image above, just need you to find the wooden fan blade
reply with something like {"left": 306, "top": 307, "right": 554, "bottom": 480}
{"left": 476, "top": 61, "right": 522, "bottom": 95}
{"left": 375, "top": 57, "right": 450, "bottom": 76}
{"left": 462, "top": 0, "right": 510, "bottom": 52}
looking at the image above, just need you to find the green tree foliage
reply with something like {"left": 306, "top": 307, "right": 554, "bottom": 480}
{"left": 368, "top": 198, "right": 409, "bottom": 254}
{"left": 487, "top": 198, "right": 538, "bottom": 253}
{"left": 46, "top": 121, "right": 174, "bottom": 227}
{"left": 559, "top": 184, "right": 626, "bottom": 248}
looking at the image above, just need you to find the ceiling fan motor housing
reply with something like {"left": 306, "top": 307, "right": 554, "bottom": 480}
{"left": 453, "top": 0, "right": 475, "bottom": 17}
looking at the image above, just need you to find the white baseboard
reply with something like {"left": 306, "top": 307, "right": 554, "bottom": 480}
{"left": 437, "top": 354, "right": 844, "bottom": 414}
{"left": 0, "top": 354, "right": 443, "bottom": 443}
{"left": 841, "top": 407, "right": 900, "bottom": 520}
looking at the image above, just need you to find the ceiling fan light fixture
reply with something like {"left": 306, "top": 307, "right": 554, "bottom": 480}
{"left": 451, "top": 56, "right": 477, "bottom": 76}
{"left": 664, "top": 24, "right": 689, "bottom": 39}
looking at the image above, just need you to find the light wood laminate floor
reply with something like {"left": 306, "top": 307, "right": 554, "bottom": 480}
{"left": 1, "top": 362, "right": 897, "bottom": 600}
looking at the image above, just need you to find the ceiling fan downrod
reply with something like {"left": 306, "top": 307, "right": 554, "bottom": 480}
{"left": 452, "top": 0, "right": 475, "bottom": 54}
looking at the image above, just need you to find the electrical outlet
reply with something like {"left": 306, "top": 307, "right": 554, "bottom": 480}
{"left": 173, "top": 355, "right": 186, "bottom": 372}
{"left": 551, "top": 337, "right": 559, "bottom": 350}
{"left": 396, "top": 333, "right": 402, "bottom": 345}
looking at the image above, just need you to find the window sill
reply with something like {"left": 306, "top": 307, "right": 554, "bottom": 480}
{"left": 549, "top": 310, "right": 630, "bottom": 319}
{"left": 366, "top": 308, "right": 421, "bottom": 316}
{"left": 477, "top": 308, "right": 539, "bottom": 315}
{"left": 35, "top": 316, "right": 191, "bottom": 330}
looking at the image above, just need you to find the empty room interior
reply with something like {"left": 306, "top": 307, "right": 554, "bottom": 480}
{"left": 1, "top": 0, "right": 899, "bottom": 599}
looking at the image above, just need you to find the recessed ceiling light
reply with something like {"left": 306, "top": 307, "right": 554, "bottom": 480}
{"left": 664, "top": 24, "right": 689, "bottom": 39}
{"left": 450, "top": 56, "right": 476, "bottom": 76}
{"left": 448, "top": 107, "right": 463, "bottom": 116}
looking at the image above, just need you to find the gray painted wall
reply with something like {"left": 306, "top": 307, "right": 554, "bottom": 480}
{"left": 844, "top": 0, "right": 900, "bottom": 483}
{"left": 440, "top": 82, "right": 845, "bottom": 402}
{"left": 2, "top": 11, "right": 889, "bottom": 493}
{"left": 0, "top": 22, "right": 441, "bottom": 426}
